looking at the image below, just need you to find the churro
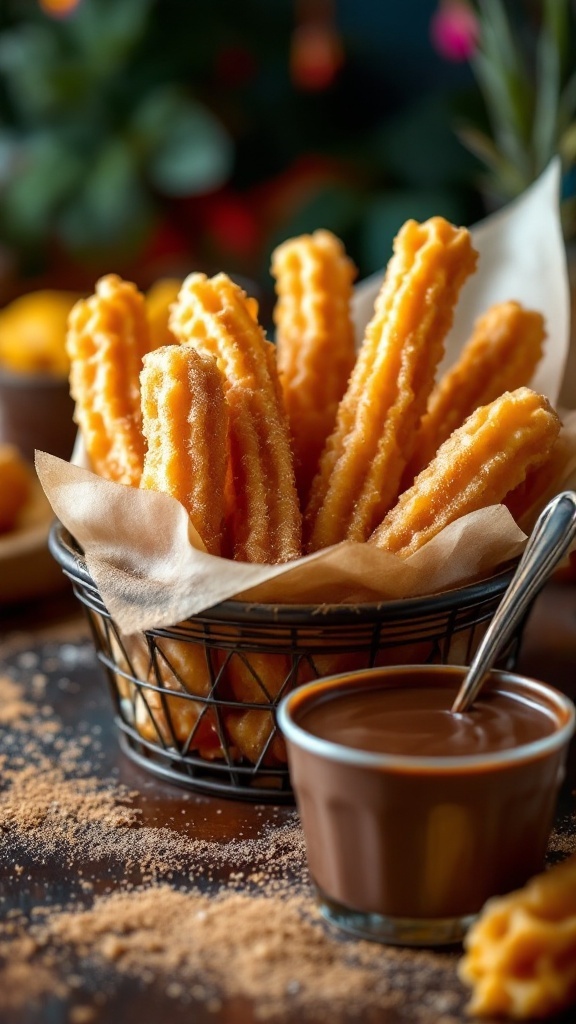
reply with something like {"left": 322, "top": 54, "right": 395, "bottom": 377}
{"left": 459, "top": 854, "right": 576, "bottom": 1019}
{"left": 225, "top": 708, "right": 287, "bottom": 766}
{"left": 505, "top": 427, "right": 576, "bottom": 532}
{"left": 66, "top": 274, "right": 150, "bottom": 485}
{"left": 169, "top": 272, "right": 302, "bottom": 564}
{"left": 271, "top": 229, "right": 357, "bottom": 504}
{"left": 120, "top": 635, "right": 224, "bottom": 758}
{"left": 370, "top": 388, "right": 561, "bottom": 558}
{"left": 305, "top": 217, "right": 478, "bottom": 550}
{"left": 405, "top": 301, "right": 546, "bottom": 482}
{"left": 140, "top": 344, "right": 229, "bottom": 556}
{"left": 137, "top": 344, "right": 230, "bottom": 754}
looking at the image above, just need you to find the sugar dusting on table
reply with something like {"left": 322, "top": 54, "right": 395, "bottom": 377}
{"left": 0, "top": 638, "right": 573, "bottom": 1023}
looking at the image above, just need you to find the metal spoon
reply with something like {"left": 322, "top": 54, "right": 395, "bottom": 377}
{"left": 451, "top": 490, "right": 576, "bottom": 714}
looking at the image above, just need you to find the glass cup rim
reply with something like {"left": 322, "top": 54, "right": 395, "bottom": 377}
{"left": 277, "top": 665, "right": 576, "bottom": 772}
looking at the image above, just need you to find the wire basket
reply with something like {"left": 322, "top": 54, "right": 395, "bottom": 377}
{"left": 49, "top": 521, "right": 525, "bottom": 803}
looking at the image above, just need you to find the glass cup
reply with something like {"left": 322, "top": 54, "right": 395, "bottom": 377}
{"left": 278, "top": 665, "right": 575, "bottom": 947}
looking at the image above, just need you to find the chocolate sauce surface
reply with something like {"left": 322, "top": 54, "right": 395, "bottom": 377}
{"left": 299, "top": 684, "right": 557, "bottom": 758}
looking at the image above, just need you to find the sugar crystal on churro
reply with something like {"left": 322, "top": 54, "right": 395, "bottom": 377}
{"left": 370, "top": 387, "right": 560, "bottom": 558}
{"left": 305, "top": 217, "right": 478, "bottom": 551}
{"left": 66, "top": 274, "right": 150, "bottom": 486}
{"left": 271, "top": 229, "right": 357, "bottom": 506}
{"left": 170, "top": 272, "right": 302, "bottom": 565}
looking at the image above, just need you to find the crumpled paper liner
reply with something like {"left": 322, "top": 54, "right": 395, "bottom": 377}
{"left": 36, "top": 160, "right": 575, "bottom": 636}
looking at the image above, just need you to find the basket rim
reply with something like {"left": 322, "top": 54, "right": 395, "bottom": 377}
{"left": 49, "top": 519, "right": 517, "bottom": 626}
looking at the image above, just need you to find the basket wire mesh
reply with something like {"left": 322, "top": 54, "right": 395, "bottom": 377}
{"left": 49, "top": 521, "right": 525, "bottom": 802}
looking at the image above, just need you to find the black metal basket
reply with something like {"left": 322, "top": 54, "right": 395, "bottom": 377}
{"left": 49, "top": 521, "right": 524, "bottom": 803}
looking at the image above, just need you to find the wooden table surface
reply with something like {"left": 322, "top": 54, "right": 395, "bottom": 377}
{"left": 0, "top": 579, "right": 575, "bottom": 1024}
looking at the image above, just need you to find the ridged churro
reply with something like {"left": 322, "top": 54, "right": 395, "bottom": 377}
{"left": 459, "top": 854, "right": 576, "bottom": 1019}
{"left": 137, "top": 344, "right": 230, "bottom": 754}
{"left": 305, "top": 217, "right": 478, "bottom": 551}
{"left": 169, "top": 272, "right": 302, "bottom": 564}
{"left": 271, "top": 229, "right": 357, "bottom": 504}
{"left": 140, "top": 344, "right": 229, "bottom": 556}
{"left": 370, "top": 388, "right": 561, "bottom": 558}
{"left": 405, "top": 301, "right": 546, "bottom": 483}
{"left": 67, "top": 274, "right": 150, "bottom": 485}
{"left": 505, "top": 428, "right": 575, "bottom": 532}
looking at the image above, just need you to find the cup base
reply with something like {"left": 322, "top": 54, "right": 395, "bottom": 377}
{"left": 316, "top": 889, "right": 477, "bottom": 947}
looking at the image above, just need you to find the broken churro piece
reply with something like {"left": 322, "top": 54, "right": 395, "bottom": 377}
{"left": 170, "top": 272, "right": 302, "bottom": 564}
{"left": 370, "top": 388, "right": 560, "bottom": 558}
{"left": 406, "top": 301, "right": 546, "bottom": 482}
{"left": 66, "top": 274, "right": 150, "bottom": 485}
{"left": 271, "top": 229, "right": 357, "bottom": 505}
{"left": 305, "top": 217, "right": 478, "bottom": 551}
{"left": 140, "top": 344, "right": 229, "bottom": 556}
{"left": 459, "top": 854, "right": 576, "bottom": 1019}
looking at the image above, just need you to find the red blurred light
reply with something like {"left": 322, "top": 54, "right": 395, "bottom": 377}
{"left": 39, "top": 0, "right": 82, "bottom": 17}
{"left": 290, "top": 22, "right": 344, "bottom": 91}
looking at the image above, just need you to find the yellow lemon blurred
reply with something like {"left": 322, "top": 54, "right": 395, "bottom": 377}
{"left": 145, "top": 278, "right": 182, "bottom": 350}
{"left": 0, "top": 290, "right": 80, "bottom": 377}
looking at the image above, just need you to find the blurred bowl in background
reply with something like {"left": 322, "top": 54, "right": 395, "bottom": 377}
{"left": 0, "top": 367, "right": 76, "bottom": 463}
{"left": 0, "top": 288, "right": 79, "bottom": 463}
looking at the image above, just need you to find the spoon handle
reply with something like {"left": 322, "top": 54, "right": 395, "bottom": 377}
{"left": 451, "top": 491, "right": 576, "bottom": 714}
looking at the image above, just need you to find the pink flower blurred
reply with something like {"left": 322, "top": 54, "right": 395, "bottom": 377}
{"left": 430, "top": 1, "right": 479, "bottom": 62}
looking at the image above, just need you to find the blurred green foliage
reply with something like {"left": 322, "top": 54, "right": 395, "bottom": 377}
{"left": 457, "top": 0, "right": 576, "bottom": 235}
{"left": 0, "top": 0, "right": 233, "bottom": 269}
{"left": 0, "top": 0, "right": 482, "bottom": 294}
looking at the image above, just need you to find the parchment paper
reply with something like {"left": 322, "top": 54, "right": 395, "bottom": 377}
{"left": 36, "top": 159, "right": 575, "bottom": 635}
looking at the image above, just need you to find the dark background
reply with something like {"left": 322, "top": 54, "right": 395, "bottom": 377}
{"left": 0, "top": 0, "right": 566, "bottom": 308}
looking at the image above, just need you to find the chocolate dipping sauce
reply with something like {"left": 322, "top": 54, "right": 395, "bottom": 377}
{"left": 279, "top": 667, "right": 575, "bottom": 942}
{"left": 299, "top": 683, "right": 557, "bottom": 758}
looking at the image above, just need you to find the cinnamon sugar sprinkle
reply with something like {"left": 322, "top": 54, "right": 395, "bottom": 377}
{"left": 0, "top": 639, "right": 574, "bottom": 1022}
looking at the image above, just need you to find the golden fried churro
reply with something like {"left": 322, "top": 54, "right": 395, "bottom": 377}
{"left": 140, "top": 344, "right": 228, "bottom": 556}
{"left": 459, "top": 854, "right": 576, "bottom": 1019}
{"left": 0, "top": 444, "right": 32, "bottom": 533}
{"left": 405, "top": 301, "right": 546, "bottom": 482}
{"left": 225, "top": 708, "right": 287, "bottom": 765}
{"left": 305, "top": 217, "right": 478, "bottom": 551}
{"left": 370, "top": 388, "right": 560, "bottom": 559}
{"left": 505, "top": 428, "right": 575, "bottom": 532}
{"left": 222, "top": 649, "right": 293, "bottom": 765}
{"left": 170, "top": 272, "right": 302, "bottom": 564}
{"left": 271, "top": 229, "right": 357, "bottom": 504}
{"left": 67, "top": 274, "right": 150, "bottom": 485}
{"left": 123, "top": 635, "right": 223, "bottom": 758}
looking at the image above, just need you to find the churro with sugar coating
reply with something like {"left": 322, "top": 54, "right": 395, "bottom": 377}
{"left": 406, "top": 301, "right": 546, "bottom": 482}
{"left": 67, "top": 274, "right": 150, "bottom": 485}
{"left": 370, "top": 388, "right": 560, "bottom": 558}
{"left": 140, "top": 344, "right": 228, "bottom": 556}
{"left": 305, "top": 217, "right": 478, "bottom": 551}
{"left": 170, "top": 272, "right": 301, "bottom": 564}
{"left": 271, "top": 229, "right": 357, "bottom": 504}
{"left": 459, "top": 855, "right": 576, "bottom": 1019}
